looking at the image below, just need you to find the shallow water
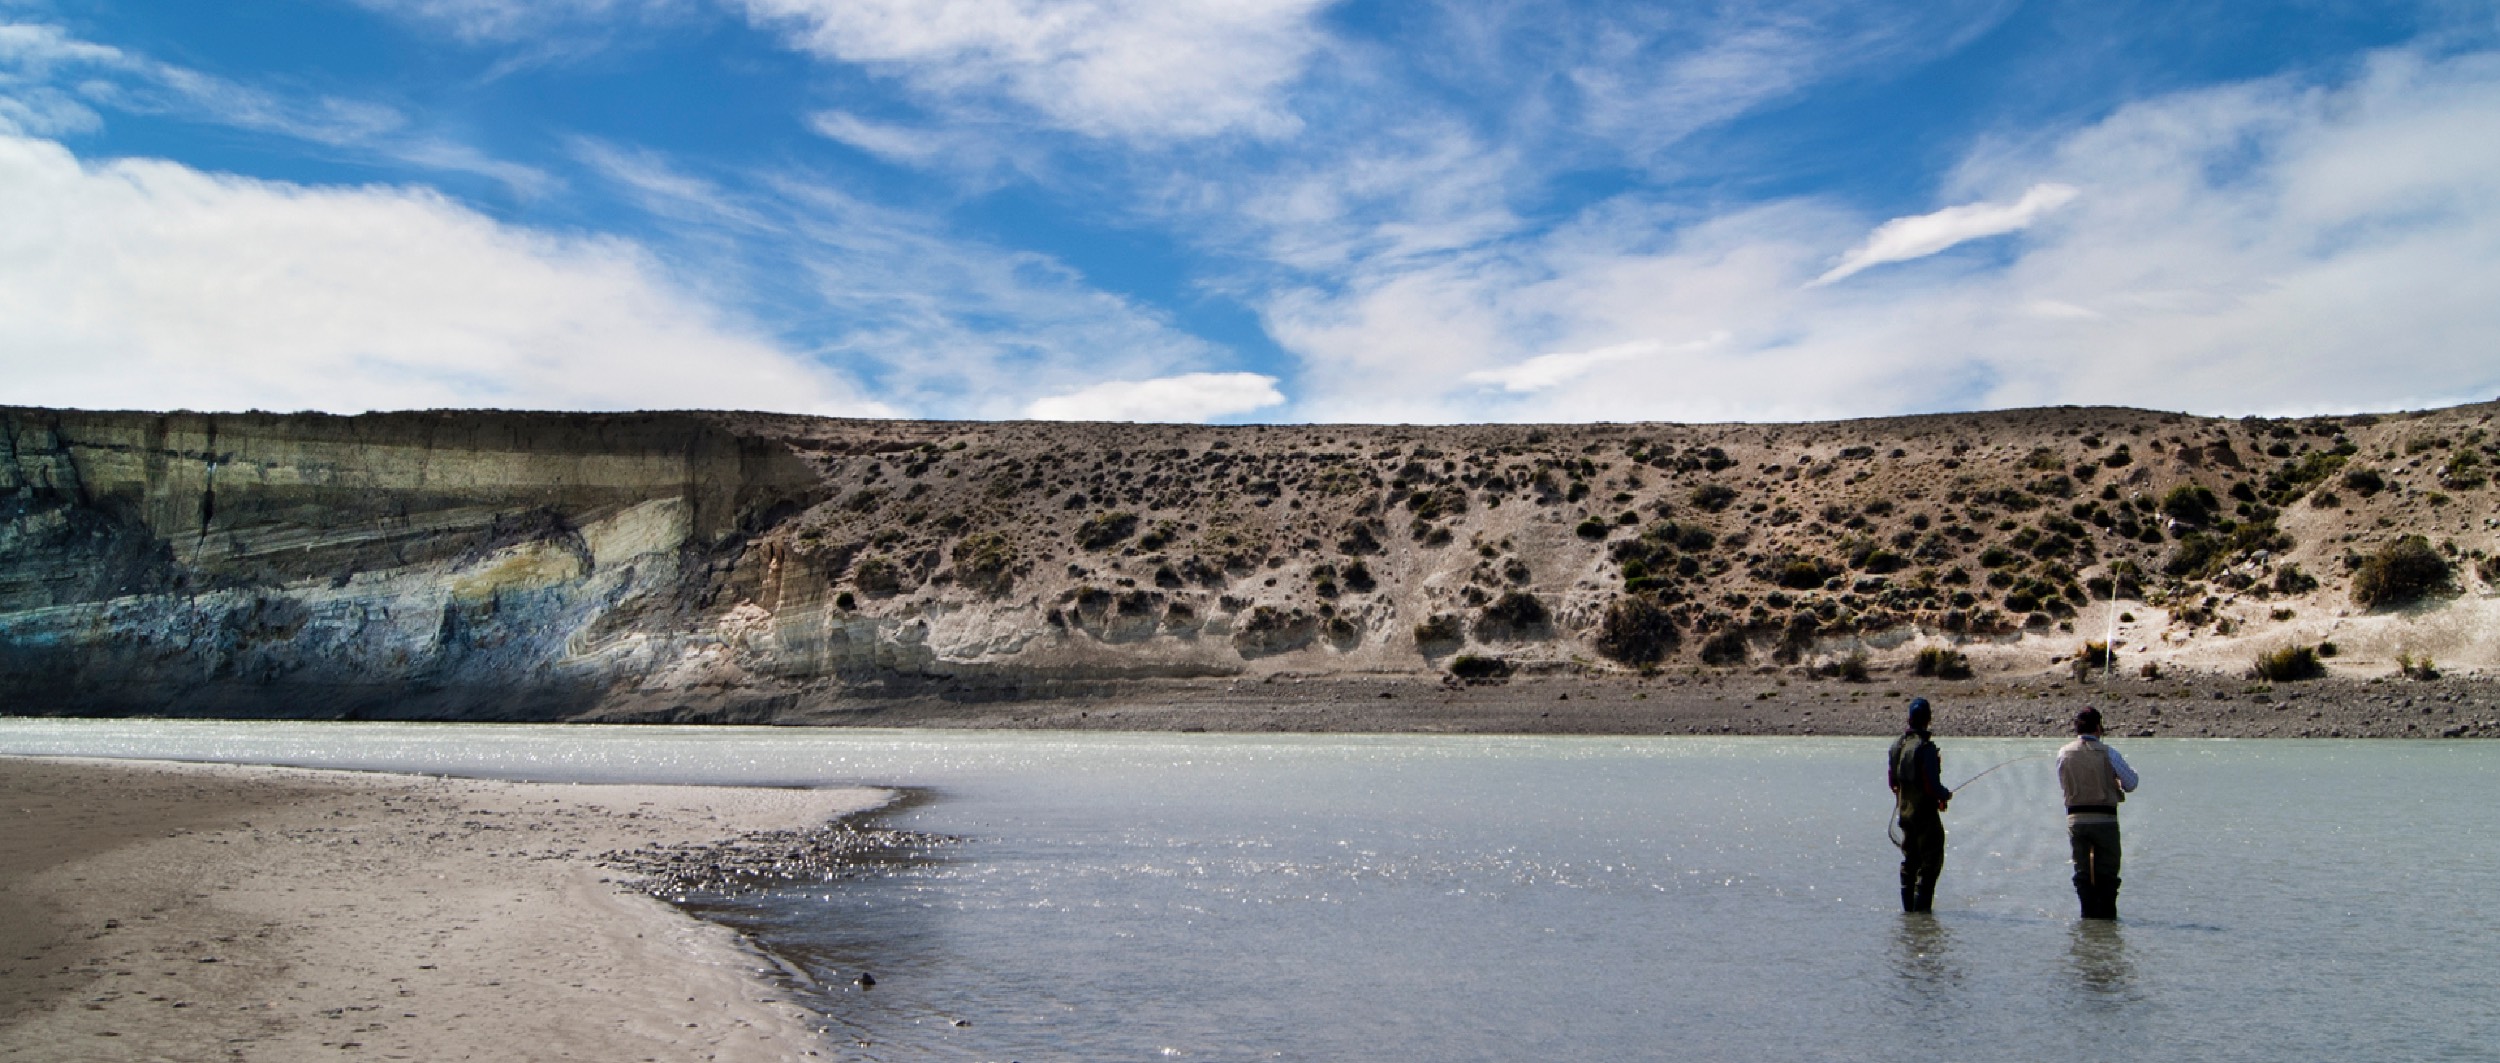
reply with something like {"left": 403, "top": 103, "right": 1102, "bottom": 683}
{"left": 5, "top": 720, "right": 2495, "bottom": 1061}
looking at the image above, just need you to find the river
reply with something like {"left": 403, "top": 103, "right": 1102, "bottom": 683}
{"left": 3, "top": 720, "right": 2492, "bottom": 1061}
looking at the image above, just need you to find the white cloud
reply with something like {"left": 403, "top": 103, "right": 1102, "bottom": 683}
{"left": 0, "top": 133, "right": 888, "bottom": 415}
{"left": 807, "top": 109, "right": 947, "bottom": 165}
{"left": 1463, "top": 333, "right": 1727, "bottom": 393}
{"left": 1268, "top": 48, "right": 2500, "bottom": 423}
{"left": 1811, "top": 182, "right": 2077, "bottom": 286}
{"left": 736, "top": 0, "right": 1333, "bottom": 139}
{"left": 1023, "top": 372, "right": 1284, "bottom": 422}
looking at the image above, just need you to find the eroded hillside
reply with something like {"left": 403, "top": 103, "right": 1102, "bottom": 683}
{"left": 4, "top": 402, "right": 2495, "bottom": 720}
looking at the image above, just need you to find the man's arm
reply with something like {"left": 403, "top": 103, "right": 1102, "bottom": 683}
{"left": 1918, "top": 743, "right": 1952, "bottom": 805}
{"left": 2105, "top": 745, "right": 2139, "bottom": 792}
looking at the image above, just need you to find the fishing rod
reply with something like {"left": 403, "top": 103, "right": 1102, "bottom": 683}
{"left": 1886, "top": 753, "right": 2052, "bottom": 849}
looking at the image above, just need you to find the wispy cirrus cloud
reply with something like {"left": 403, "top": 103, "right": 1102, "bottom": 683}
{"left": 343, "top": 0, "right": 686, "bottom": 42}
{"left": 1810, "top": 183, "right": 2078, "bottom": 286}
{"left": 0, "top": 21, "right": 555, "bottom": 194}
{"left": 572, "top": 139, "right": 1239, "bottom": 419}
{"left": 1463, "top": 332, "right": 1728, "bottom": 393}
{"left": 737, "top": 0, "right": 1336, "bottom": 140}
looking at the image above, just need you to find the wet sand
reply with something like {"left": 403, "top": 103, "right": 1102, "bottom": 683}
{"left": 0, "top": 756, "right": 881, "bottom": 1062}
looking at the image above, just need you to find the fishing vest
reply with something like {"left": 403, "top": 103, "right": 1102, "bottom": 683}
{"left": 2057, "top": 737, "right": 2125, "bottom": 820}
{"left": 1891, "top": 732, "right": 1941, "bottom": 819}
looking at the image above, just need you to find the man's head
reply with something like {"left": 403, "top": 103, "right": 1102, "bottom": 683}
{"left": 2075, "top": 707, "right": 2104, "bottom": 736}
{"left": 1908, "top": 697, "right": 1931, "bottom": 731}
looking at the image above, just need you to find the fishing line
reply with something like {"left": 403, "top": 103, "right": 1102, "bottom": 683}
{"left": 1886, "top": 753, "right": 2051, "bottom": 850}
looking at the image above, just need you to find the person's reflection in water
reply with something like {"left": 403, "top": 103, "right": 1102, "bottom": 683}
{"left": 1888, "top": 914, "right": 1963, "bottom": 1002}
{"left": 2065, "top": 918, "right": 2139, "bottom": 1007}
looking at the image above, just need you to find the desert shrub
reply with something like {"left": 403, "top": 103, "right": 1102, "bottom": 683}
{"left": 2351, "top": 535, "right": 2453, "bottom": 608}
{"left": 2077, "top": 641, "right": 2114, "bottom": 668}
{"left": 950, "top": 532, "right": 1020, "bottom": 596}
{"left": 1593, "top": 596, "right": 1679, "bottom": 666}
{"left": 2250, "top": 645, "right": 2325, "bottom": 682}
{"left": 2445, "top": 451, "right": 2489, "bottom": 489}
{"left": 834, "top": 590, "right": 856, "bottom": 611}
{"left": 1406, "top": 485, "right": 1469, "bottom": 522}
{"left": 1834, "top": 649, "right": 1871, "bottom": 682}
{"left": 1075, "top": 511, "right": 1139, "bottom": 550}
{"left": 2479, "top": 555, "right": 2500, "bottom": 586}
{"left": 2316, "top": 641, "right": 2339, "bottom": 657}
{"left": 2340, "top": 467, "right": 2385, "bottom": 496}
{"left": 1575, "top": 517, "right": 1611, "bottom": 540}
{"left": 1912, "top": 646, "right": 1972, "bottom": 680}
{"left": 1412, "top": 613, "right": 1464, "bottom": 655}
{"left": 852, "top": 555, "right": 903, "bottom": 597}
{"left": 1342, "top": 560, "right": 1377, "bottom": 593}
{"left": 1690, "top": 483, "right": 1739, "bottom": 512}
{"left": 1473, "top": 591, "right": 1553, "bottom": 641}
{"left": 2161, "top": 484, "right": 2221, "bottom": 525}
{"left": 2396, "top": 652, "right": 2441, "bottom": 681}
{"left": 2271, "top": 564, "right": 2319, "bottom": 595}
{"left": 1698, "top": 628, "right": 1749, "bottom": 666}
{"left": 1773, "top": 557, "right": 1836, "bottom": 589}
{"left": 1449, "top": 654, "right": 1511, "bottom": 680}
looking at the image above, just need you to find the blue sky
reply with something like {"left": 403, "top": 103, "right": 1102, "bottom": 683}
{"left": 4, "top": 0, "right": 2497, "bottom": 423}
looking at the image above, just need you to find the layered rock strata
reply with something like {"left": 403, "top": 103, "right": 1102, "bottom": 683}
{"left": 3, "top": 402, "right": 2495, "bottom": 721}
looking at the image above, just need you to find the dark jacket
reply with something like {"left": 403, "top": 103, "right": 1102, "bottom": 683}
{"left": 1889, "top": 730, "right": 1950, "bottom": 819}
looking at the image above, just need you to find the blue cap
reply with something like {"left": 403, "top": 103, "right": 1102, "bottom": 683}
{"left": 1908, "top": 697, "right": 1930, "bottom": 721}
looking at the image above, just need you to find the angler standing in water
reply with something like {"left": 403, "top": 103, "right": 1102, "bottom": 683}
{"left": 2058, "top": 708, "right": 2140, "bottom": 920}
{"left": 1888, "top": 698, "right": 1951, "bottom": 914}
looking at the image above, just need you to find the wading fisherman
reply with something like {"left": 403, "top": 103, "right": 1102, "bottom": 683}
{"left": 1888, "top": 697, "right": 1951, "bottom": 914}
{"left": 2058, "top": 708, "right": 2140, "bottom": 920}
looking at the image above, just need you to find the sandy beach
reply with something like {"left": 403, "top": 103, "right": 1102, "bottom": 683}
{"left": 0, "top": 756, "right": 882, "bottom": 1062}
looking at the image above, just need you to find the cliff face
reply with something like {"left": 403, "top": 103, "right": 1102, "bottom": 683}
{"left": 0, "top": 409, "right": 815, "bottom": 717}
{"left": 3, "top": 403, "right": 2496, "bottom": 720}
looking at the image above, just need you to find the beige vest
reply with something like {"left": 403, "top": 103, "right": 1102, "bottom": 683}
{"left": 2057, "top": 737, "right": 2125, "bottom": 821}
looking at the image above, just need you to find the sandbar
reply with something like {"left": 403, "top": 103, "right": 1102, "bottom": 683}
{"left": 0, "top": 755, "right": 881, "bottom": 1061}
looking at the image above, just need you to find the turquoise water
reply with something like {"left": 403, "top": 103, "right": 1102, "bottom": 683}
{"left": 5, "top": 720, "right": 2495, "bottom": 1061}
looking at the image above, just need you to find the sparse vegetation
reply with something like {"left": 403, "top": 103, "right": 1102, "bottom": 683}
{"left": 1412, "top": 613, "right": 1464, "bottom": 655}
{"left": 2250, "top": 645, "right": 2325, "bottom": 682}
{"left": 1074, "top": 511, "right": 1139, "bottom": 550}
{"left": 2396, "top": 652, "right": 2441, "bottom": 681}
{"left": 1912, "top": 646, "right": 1972, "bottom": 680}
{"left": 1449, "top": 654, "right": 1510, "bottom": 680}
{"left": 2351, "top": 535, "right": 2452, "bottom": 609}
{"left": 852, "top": 555, "right": 903, "bottom": 597}
{"left": 1473, "top": 591, "right": 1553, "bottom": 642}
{"left": 1698, "top": 628, "right": 1749, "bottom": 666}
{"left": 1593, "top": 596, "right": 1679, "bottom": 666}
{"left": 950, "top": 532, "right": 1020, "bottom": 596}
